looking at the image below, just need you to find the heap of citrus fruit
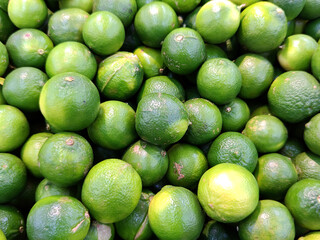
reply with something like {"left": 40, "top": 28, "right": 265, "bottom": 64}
{"left": 1, "top": 0, "right": 320, "bottom": 239}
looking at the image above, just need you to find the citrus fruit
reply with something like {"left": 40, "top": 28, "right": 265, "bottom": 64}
{"left": 0, "top": 0, "right": 8, "bottom": 11}
{"left": 162, "top": 0, "right": 201, "bottom": 13}
{"left": 304, "top": 113, "right": 320, "bottom": 155}
{"left": 166, "top": 143, "right": 208, "bottom": 189}
{"left": 0, "top": 8, "right": 15, "bottom": 43}
{"left": 183, "top": 6, "right": 200, "bottom": 29}
{"left": 311, "top": 45, "right": 320, "bottom": 80}
{"left": 299, "top": 232, "right": 320, "bottom": 240}
{"left": 285, "top": 178, "right": 320, "bottom": 230}
{"left": 196, "top": 0, "right": 240, "bottom": 44}
{"left": 84, "top": 221, "right": 115, "bottom": 240}
{"left": 235, "top": 53, "right": 274, "bottom": 99}
{"left": 133, "top": 46, "right": 164, "bottom": 79}
{"left": 136, "top": 93, "right": 189, "bottom": 146}
{"left": 0, "top": 230, "right": 5, "bottom": 240}
{"left": 0, "top": 205, "right": 25, "bottom": 240}
{"left": 45, "top": 42, "right": 97, "bottom": 80}
{"left": 81, "top": 159, "right": 142, "bottom": 223}
{"left": 0, "top": 84, "right": 6, "bottom": 105}
{"left": 250, "top": 105, "right": 272, "bottom": 118}
{"left": 82, "top": 11, "right": 125, "bottom": 56}
{"left": 304, "top": 18, "right": 320, "bottom": 41}
{"left": 237, "top": 2, "right": 287, "bottom": 52}
{"left": 20, "top": 132, "right": 53, "bottom": 178}
{"left": 87, "top": 100, "right": 137, "bottom": 150}
{"left": 35, "top": 178, "right": 76, "bottom": 202}
{"left": 115, "top": 190, "right": 154, "bottom": 240}
{"left": 229, "top": 0, "right": 260, "bottom": 7}
{"left": 197, "top": 58, "right": 242, "bottom": 105}
{"left": 268, "top": 0, "right": 306, "bottom": 20}
{"left": 134, "top": 1, "right": 179, "bottom": 48}
{"left": 220, "top": 98, "right": 250, "bottom": 131}
{"left": 39, "top": 132, "right": 93, "bottom": 187}
{"left": 0, "top": 153, "right": 27, "bottom": 204}
{"left": 47, "top": 8, "right": 89, "bottom": 45}
{"left": 6, "top": 29, "right": 53, "bottom": 68}
{"left": 205, "top": 44, "right": 227, "bottom": 60}
{"left": 268, "top": 71, "right": 320, "bottom": 123}
{"left": 27, "top": 196, "right": 91, "bottom": 240}
{"left": 59, "top": 0, "right": 93, "bottom": 13}
{"left": 8, "top": 0, "right": 47, "bottom": 28}
{"left": 208, "top": 132, "right": 258, "bottom": 172}
{"left": 149, "top": 185, "right": 205, "bottom": 240}
{"left": 136, "top": 0, "right": 154, "bottom": 9}
{"left": 294, "top": 152, "right": 320, "bottom": 180}
{"left": 279, "top": 138, "right": 305, "bottom": 159}
{"left": 198, "top": 163, "right": 259, "bottom": 223}
{"left": 200, "top": 220, "right": 239, "bottom": 240}
{"left": 254, "top": 153, "right": 298, "bottom": 200}
{"left": 95, "top": 52, "right": 143, "bottom": 100}
{"left": 278, "top": 34, "right": 318, "bottom": 71}
{"left": 0, "top": 105, "right": 30, "bottom": 152}
{"left": 2, "top": 67, "right": 48, "bottom": 112}
{"left": 39, "top": 72, "right": 100, "bottom": 131}
{"left": 299, "top": 0, "right": 320, "bottom": 19}
{"left": 0, "top": 41, "right": 8, "bottom": 77}
{"left": 238, "top": 200, "right": 295, "bottom": 240}
{"left": 184, "top": 98, "right": 222, "bottom": 145}
{"left": 242, "top": 115, "right": 288, "bottom": 153}
{"left": 92, "top": 0, "right": 137, "bottom": 27}
{"left": 161, "top": 27, "right": 206, "bottom": 75}
{"left": 122, "top": 140, "right": 168, "bottom": 187}
{"left": 137, "top": 76, "right": 185, "bottom": 103}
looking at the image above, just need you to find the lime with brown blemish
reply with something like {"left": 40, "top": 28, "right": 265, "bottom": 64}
{"left": 27, "top": 196, "right": 91, "bottom": 240}
{"left": 84, "top": 221, "right": 115, "bottom": 240}
{"left": 268, "top": 0, "right": 306, "bottom": 21}
{"left": 0, "top": 205, "right": 25, "bottom": 240}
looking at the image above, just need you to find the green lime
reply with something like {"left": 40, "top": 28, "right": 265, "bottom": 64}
{"left": 6, "top": 29, "right": 53, "bottom": 68}
{"left": 184, "top": 98, "right": 222, "bottom": 145}
{"left": 134, "top": 1, "right": 179, "bottom": 48}
{"left": 47, "top": 8, "right": 89, "bottom": 45}
{"left": 242, "top": 115, "right": 288, "bottom": 153}
{"left": 205, "top": 44, "right": 227, "bottom": 60}
{"left": 166, "top": 143, "right": 208, "bottom": 189}
{"left": 137, "top": 0, "right": 155, "bottom": 9}
{"left": 149, "top": 185, "right": 205, "bottom": 240}
{"left": 268, "top": 71, "right": 320, "bottom": 123}
{"left": 81, "top": 159, "right": 142, "bottom": 223}
{"left": 0, "top": 230, "right": 5, "bottom": 240}
{"left": 208, "top": 132, "right": 258, "bottom": 172}
{"left": 0, "top": 205, "right": 25, "bottom": 240}
{"left": 8, "top": 0, "right": 47, "bottom": 28}
{"left": 35, "top": 178, "right": 76, "bottom": 202}
{"left": 250, "top": 105, "right": 272, "bottom": 118}
{"left": 0, "top": 153, "right": 27, "bottom": 204}
{"left": 39, "top": 132, "right": 93, "bottom": 187}
{"left": 115, "top": 190, "right": 154, "bottom": 240}
{"left": 304, "top": 113, "right": 320, "bottom": 156}
{"left": 0, "top": 0, "right": 8, "bottom": 11}
{"left": 235, "top": 53, "right": 274, "bottom": 99}
{"left": 198, "top": 163, "right": 259, "bottom": 223}
{"left": 299, "top": 0, "right": 320, "bottom": 19}
{"left": 285, "top": 178, "right": 320, "bottom": 230}
{"left": 59, "top": 0, "right": 93, "bottom": 13}
{"left": 200, "top": 220, "right": 239, "bottom": 240}
{"left": 254, "top": 153, "right": 298, "bottom": 200}
{"left": 304, "top": 18, "right": 320, "bottom": 41}
{"left": 84, "top": 221, "right": 115, "bottom": 240}
{"left": 0, "top": 41, "right": 8, "bottom": 77}
{"left": 0, "top": 9, "right": 15, "bottom": 43}
{"left": 87, "top": 101, "right": 137, "bottom": 150}
{"left": 196, "top": 0, "right": 240, "bottom": 44}
{"left": 45, "top": 42, "right": 97, "bottom": 80}
{"left": 0, "top": 105, "right": 29, "bottom": 152}
{"left": 39, "top": 72, "right": 100, "bottom": 132}
{"left": 82, "top": 11, "right": 125, "bottom": 56}
{"left": 161, "top": 27, "right": 206, "bottom": 75}
{"left": 135, "top": 93, "right": 189, "bottom": 146}
{"left": 278, "top": 34, "right": 318, "bottom": 71}
{"left": 133, "top": 46, "right": 164, "bottom": 79}
{"left": 268, "top": 0, "right": 306, "bottom": 20}
{"left": 220, "top": 98, "right": 250, "bottom": 131}
{"left": 238, "top": 200, "right": 295, "bottom": 240}
{"left": 27, "top": 196, "right": 90, "bottom": 240}
{"left": 95, "top": 52, "right": 143, "bottom": 101}
{"left": 92, "top": 0, "right": 137, "bottom": 27}
{"left": 237, "top": 2, "right": 287, "bottom": 53}
{"left": 299, "top": 232, "right": 320, "bottom": 240}
{"left": 20, "top": 132, "right": 53, "bottom": 178}
{"left": 162, "top": 0, "right": 201, "bottom": 13}
{"left": 229, "top": 0, "right": 259, "bottom": 7}
{"left": 311, "top": 45, "right": 320, "bottom": 80}
{"left": 122, "top": 140, "right": 168, "bottom": 187}
{"left": 294, "top": 152, "right": 320, "bottom": 180}
{"left": 183, "top": 6, "right": 200, "bottom": 30}
{"left": 137, "top": 76, "right": 185, "bottom": 103}
{"left": 197, "top": 58, "right": 242, "bottom": 105}
{"left": 2, "top": 67, "right": 48, "bottom": 112}
{"left": 279, "top": 138, "right": 305, "bottom": 159}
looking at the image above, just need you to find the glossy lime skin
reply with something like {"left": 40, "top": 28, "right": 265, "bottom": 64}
{"left": 0, "top": 205, "right": 25, "bottom": 240}
{"left": 84, "top": 221, "right": 115, "bottom": 240}
{"left": 162, "top": 0, "right": 201, "bottom": 13}
{"left": 8, "top": 0, "right": 47, "bottom": 28}
{"left": 279, "top": 138, "right": 305, "bottom": 159}
{"left": 205, "top": 44, "right": 227, "bottom": 60}
{"left": 304, "top": 18, "right": 320, "bottom": 41}
{"left": 285, "top": 179, "right": 320, "bottom": 230}
{"left": 134, "top": 1, "right": 179, "bottom": 48}
{"left": 304, "top": 113, "right": 320, "bottom": 156}
{"left": 45, "top": 42, "right": 97, "bottom": 80}
{"left": 6, "top": 29, "right": 53, "bottom": 68}
{"left": 293, "top": 152, "right": 320, "bottom": 180}
{"left": 299, "top": 0, "right": 320, "bottom": 20}
{"left": 0, "top": 8, "right": 15, "bottom": 43}
{"left": 0, "top": 153, "right": 27, "bottom": 204}
{"left": 268, "top": 0, "right": 306, "bottom": 20}
{"left": 0, "top": 41, "right": 8, "bottom": 77}
{"left": 311, "top": 45, "right": 320, "bottom": 80}
{"left": 238, "top": 200, "right": 295, "bottom": 240}
{"left": 59, "top": 0, "right": 93, "bottom": 13}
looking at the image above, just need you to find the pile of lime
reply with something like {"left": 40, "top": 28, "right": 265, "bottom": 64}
{"left": 1, "top": 0, "right": 320, "bottom": 239}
